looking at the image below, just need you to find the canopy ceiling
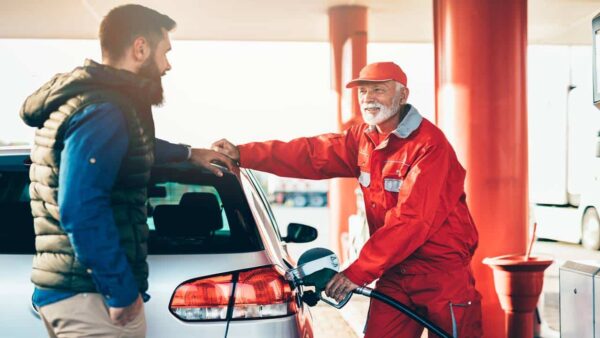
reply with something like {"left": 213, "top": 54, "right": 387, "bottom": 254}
{"left": 2, "top": 0, "right": 599, "bottom": 44}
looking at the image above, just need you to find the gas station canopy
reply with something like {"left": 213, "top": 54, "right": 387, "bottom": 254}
{"left": 1, "top": 0, "right": 599, "bottom": 44}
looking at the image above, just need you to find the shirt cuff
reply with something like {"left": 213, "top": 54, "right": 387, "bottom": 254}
{"left": 343, "top": 262, "right": 373, "bottom": 286}
{"left": 238, "top": 144, "right": 249, "bottom": 167}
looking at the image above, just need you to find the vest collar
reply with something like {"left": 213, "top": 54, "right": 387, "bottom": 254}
{"left": 82, "top": 59, "right": 162, "bottom": 105}
{"left": 21, "top": 59, "right": 161, "bottom": 128}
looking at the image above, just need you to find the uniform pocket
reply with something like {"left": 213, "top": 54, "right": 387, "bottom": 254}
{"left": 359, "top": 171, "right": 371, "bottom": 187}
{"left": 383, "top": 178, "right": 402, "bottom": 192}
{"left": 381, "top": 161, "right": 410, "bottom": 207}
{"left": 448, "top": 294, "right": 483, "bottom": 338}
{"left": 381, "top": 160, "right": 410, "bottom": 178}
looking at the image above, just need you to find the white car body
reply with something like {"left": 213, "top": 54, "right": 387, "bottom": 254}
{"left": 0, "top": 147, "right": 315, "bottom": 338}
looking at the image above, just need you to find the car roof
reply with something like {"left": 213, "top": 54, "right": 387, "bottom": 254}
{"left": 0, "top": 147, "right": 30, "bottom": 170}
{"left": 0, "top": 146, "right": 239, "bottom": 177}
{"left": 0, "top": 146, "right": 30, "bottom": 155}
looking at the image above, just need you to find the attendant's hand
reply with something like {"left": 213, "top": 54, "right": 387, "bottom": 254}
{"left": 109, "top": 294, "right": 143, "bottom": 327}
{"left": 325, "top": 272, "right": 359, "bottom": 303}
{"left": 189, "top": 148, "right": 236, "bottom": 176}
{"left": 211, "top": 139, "right": 240, "bottom": 163}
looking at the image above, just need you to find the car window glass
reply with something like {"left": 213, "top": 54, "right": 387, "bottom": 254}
{"left": 148, "top": 183, "right": 231, "bottom": 233}
{"left": 0, "top": 164, "right": 264, "bottom": 255}
{"left": 147, "top": 167, "right": 263, "bottom": 254}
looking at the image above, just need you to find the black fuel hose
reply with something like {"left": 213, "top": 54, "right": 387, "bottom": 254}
{"left": 354, "top": 287, "right": 453, "bottom": 338}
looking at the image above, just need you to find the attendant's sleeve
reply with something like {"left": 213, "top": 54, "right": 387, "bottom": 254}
{"left": 58, "top": 102, "right": 138, "bottom": 307}
{"left": 238, "top": 127, "right": 362, "bottom": 179}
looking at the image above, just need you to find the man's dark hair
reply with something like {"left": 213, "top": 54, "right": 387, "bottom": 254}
{"left": 99, "top": 4, "right": 176, "bottom": 61}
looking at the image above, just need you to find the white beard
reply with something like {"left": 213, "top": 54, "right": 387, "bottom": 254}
{"left": 360, "top": 97, "right": 401, "bottom": 126}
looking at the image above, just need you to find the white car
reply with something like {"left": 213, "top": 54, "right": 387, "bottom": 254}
{"left": 0, "top": 146, "right": 316, "bottom": 338}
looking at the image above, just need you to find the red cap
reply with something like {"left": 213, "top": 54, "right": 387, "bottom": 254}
{"left": 345, "top": 62, "right": 407, "bottom": 88}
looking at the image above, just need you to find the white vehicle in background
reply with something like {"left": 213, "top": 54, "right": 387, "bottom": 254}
{"left": 529, "top": 45, "right": 600, "bottom": 250}
{"left": 266, "top": 175, "right": 328, "bottom": 208}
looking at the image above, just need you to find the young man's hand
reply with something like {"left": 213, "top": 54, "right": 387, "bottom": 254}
{"left": 189, "top": 148, "right": 236, "bottom": 176}
{"left": 211, "top": 139, "right": 240, "bottom": 163}
{"left": 325, "top": 272, "right": 359, "bottom": 303}
{"left": 109, "top": 294, "right": 143, "bottom": 326}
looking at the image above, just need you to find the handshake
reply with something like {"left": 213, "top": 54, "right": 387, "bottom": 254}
{"left": 188, "top": 139, "right": 239, "bottom": 177}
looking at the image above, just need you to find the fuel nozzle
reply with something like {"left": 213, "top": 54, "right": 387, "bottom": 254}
{"left": 286, "top": 248, "right": 352, "bottom": 308}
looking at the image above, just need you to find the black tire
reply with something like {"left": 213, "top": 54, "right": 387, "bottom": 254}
{"left": 582, "top": 207, "right": 600, "bottom": 251}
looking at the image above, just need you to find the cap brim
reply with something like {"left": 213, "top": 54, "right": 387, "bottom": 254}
{"left": 345, "top": 78, "right": 394, "bottom": 88}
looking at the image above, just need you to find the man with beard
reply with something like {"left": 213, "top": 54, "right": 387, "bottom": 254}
{"left": 20, "top": 5, "right": 234, "bottom": 338}
{"left": 212, "top": 62, "right": 483, "bottom": 337}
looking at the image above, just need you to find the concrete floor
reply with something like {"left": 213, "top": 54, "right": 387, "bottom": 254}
{"left": 311, "top": 303, "right": 359, "bottom": 338}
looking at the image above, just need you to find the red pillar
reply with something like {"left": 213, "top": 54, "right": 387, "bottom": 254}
{"left": 328, "top": 5, "right": 367, "bottom": 260}
{"left": 434, "top": 1, "right": 528, "bottom": 336}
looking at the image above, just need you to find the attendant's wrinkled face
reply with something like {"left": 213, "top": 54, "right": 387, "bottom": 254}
{"left": 139, "top": 29, "right": 172, "bottom": 105}
{"left": 358, "top": 81, "right": 406, "bottom": 126}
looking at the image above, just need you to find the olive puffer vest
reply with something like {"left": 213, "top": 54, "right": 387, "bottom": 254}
{"left": 20, "top": 59, "right": 160, "bottom": 293}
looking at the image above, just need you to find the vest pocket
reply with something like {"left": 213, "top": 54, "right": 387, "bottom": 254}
{"left": 359, "top": 171, "right": 371, "bottom": 187}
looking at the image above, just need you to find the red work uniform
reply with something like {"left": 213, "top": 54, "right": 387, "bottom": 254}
{"left": 238, "top": 105, "right": 483, "bottom": 338}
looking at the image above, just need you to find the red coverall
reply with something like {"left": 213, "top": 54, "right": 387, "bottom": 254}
{"left": 238, "top": 106, "right": 482, "bottom": 337}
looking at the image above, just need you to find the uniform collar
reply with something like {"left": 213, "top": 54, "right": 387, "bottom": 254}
{"left": 365, "top": 104, "right": 423, "bottom": 139}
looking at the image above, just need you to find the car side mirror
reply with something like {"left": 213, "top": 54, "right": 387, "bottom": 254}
{"left": 283, "top": 223, "right": 318, "bottom": 243}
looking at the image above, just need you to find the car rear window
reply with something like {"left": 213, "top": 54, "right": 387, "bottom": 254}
{"left": 147, "top": 165, "right": 264, "bottom": 254}
{"left": 0, "top": 161, "right": 263, "bottom": 255}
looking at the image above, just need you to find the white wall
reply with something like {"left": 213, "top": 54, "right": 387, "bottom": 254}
{"left": 0, "top": 39, "right": 338, "bottom": 147}
{"left": 2, "top": 39, "right": 598, "bottom": 205}
{"left": 0, "top": 39, "right": 436, "bottom": 147}
{"left": 0, "top": 39, "right": 100, "bottom": 144}
{"left": 368, "top": 43, "right": 435, "bottom": 121}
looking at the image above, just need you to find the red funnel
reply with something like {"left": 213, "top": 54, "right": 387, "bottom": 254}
{"left": 483, "top": 254, "right": 553, "bottom": 338}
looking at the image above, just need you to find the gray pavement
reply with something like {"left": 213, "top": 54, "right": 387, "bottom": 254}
{"left": 311, "top": 304, "right": 359, "bottom": 338}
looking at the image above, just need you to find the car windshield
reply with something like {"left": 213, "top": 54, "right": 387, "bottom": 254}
{"left": 0, "top": 160, "right": 263, "bottom": 255}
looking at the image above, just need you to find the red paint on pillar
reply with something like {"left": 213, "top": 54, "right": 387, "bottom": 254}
{"left": 434, "top": 1, "right": 528, "bottom": 337}
{"left": 328, "top": 6, "right": 367, "bottom": 260}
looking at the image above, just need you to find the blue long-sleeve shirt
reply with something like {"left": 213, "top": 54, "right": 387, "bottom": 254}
{"left": 33, "top": 102, "right": 189, "bottom": 308}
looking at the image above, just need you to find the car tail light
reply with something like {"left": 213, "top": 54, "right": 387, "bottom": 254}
{"left": 169, "top": 266, "right": 297, "bottom": 321}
